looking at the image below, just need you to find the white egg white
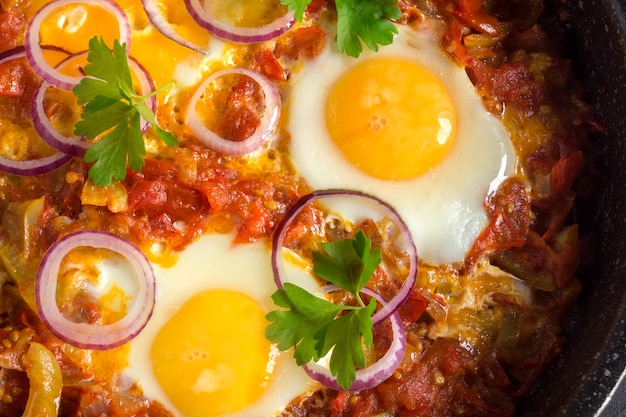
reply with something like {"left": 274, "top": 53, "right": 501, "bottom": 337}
{"left": 286, "top": 21, "right": 516, "bottom": 264}
{"left": 124, "top": 234, "right": 315, "bottom": 417}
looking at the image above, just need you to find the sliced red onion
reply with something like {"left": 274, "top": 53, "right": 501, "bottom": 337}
{"left": 0, "top": 153, "right": 73, "bottom": 176}
{"left": 0, "top": 46, "right": 25, "bottom": 59}
{"left": 0, "top": 45, "right": 72, "bottom": 77}
{"left": 25, "top": 0, "right": 131, "bottom": 90}
{"left": 142, "top": 0, "right": 209, "bottom": 53}
{"left": 0, "top": 47, "right": 73, "bottom": 176}
{"left": 185, "top": 68, "right": 280, "bottom": 155}
{"left": 183, "top": 0, "right": 294, "bottom": 43}
{"left": 35, "top": 230, "right": 156, "bottom": 349}
{"left": 31, "top": 53, "right": 156, "bottom": 157}
{"left": 271, "top": 189, "right": 418, "bottom": 325}
{"left": 0, "top": 45, "right": 72, "bottom": 76}
{"left": 303, "top": 287, "right": 407, "bottom": 391}
{"left": 0, "top": 45, "right": 26, "bottom": 68}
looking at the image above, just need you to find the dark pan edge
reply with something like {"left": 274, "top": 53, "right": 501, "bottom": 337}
{"left": 518, "top": 0, "right": 626, "bottom": 416}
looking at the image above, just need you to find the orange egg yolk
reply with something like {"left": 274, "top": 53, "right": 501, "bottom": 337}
{"left": 325, "top": 57, "right": 457, "bottom": 180}
{"left": 206, "top": 0, "right": 288, "bottom": 28}
{"left": 123, "top": 0, "right": 210, "bottom": 87}
{"left": 34, "top": 0, "right": 209, "bottom": 88}
{"left": 151, "top": 289, "right": 274, "bottom": 417}
{"left": 37, "top": 2, "right": 121, "bottom": 54}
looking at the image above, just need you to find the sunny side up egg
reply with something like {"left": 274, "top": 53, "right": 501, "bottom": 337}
{"left": 124, "top": 234, "right": 314, "bottom": 417}
{"left": 29, "top": 1, "right": 315, "bottom": 416}
{"left": 287, "top": 21, "right": 516, "bottom": 264}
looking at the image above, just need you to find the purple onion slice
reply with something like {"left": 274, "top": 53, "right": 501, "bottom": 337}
{"left": 272, "top": 189, "right": 419, "bottom": 325}
{"left": 35, "top": 230, "right": 156, "bottom": 350}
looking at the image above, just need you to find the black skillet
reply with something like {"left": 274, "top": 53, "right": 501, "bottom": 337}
{"left": 516, "top": 0, "right": 626, "bottom": 416}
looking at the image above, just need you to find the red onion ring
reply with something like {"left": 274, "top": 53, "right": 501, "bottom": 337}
{"left": 35, "top": 230, "right": 156, "bottom": 349}
{"left": 0, "top": 153, "right": 73, "bottom": 176}
{"left": 31, "top": 53, "right": 156, "bottom": 157}
{"left": 183, "top": 0, "right": 295, "bottom": 43}
{"left": 0, "top": 47, "right": 73, "bottom": 176}
{"left": 0, "top": 45, "right": 71, "bottom": 71}
{"left": 25, "top": 0, "right": 131, "bottom": 90}
{"left": 303, "top": 287, "right": 407, "bottom": 391}
{"left": 271, "top": 189, "right": 418, "bottom": 325}
{"left": 0, "top": 45, "right": 27, "bottom": 73}
{"left": 142, "top": 0, "right": 209, "bottom": 53}
{"left": 185, "top": 68, "right": 280, "bottom": 155}
{"left": 0, "top": 45, "right": 24, "bottom": 59}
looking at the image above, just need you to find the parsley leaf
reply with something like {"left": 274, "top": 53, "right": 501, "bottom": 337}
{"left": 280, "top": 0, "right": 310, "bottom": 20}
{"left": 336, "top": 0, "right": 401, "bottom": 57}
{"left": 73, "top": 36, "right": 178, "bottom": 186}
{"left": 318, "top": 298, "right": 376, "bottom": 389}
{"left": 281, "top": 0, "right": 401, "bottom": 57}
{"left": 313, "top": 230, "right": 382, "bottom": 302}
{"left": 265, "top": 230, "right": 382, "bottom": 390}
{"left": 266, "top": 283, "right": 345, "bottom": 365}
{"left": 83, "top": 111, "right": 142, "bottom": 184}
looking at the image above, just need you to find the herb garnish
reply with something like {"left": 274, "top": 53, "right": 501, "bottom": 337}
{"left": 281, "top": 0, "right": 401, "bottom": 57}
{"left": 265, "top": 230, "right": 382, "bottom": 390}
{"left": 73, "top": 36, "right": 178, "bottom": 186}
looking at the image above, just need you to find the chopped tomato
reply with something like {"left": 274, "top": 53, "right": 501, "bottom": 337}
{"left": 330, "top": 390, "right": 349, "bottom": 417}
{"left": 197, "top": 178, "right": 231, "bottom": 213}
{"left": 275, "top": 26, "right": 327, "bottom": 60}
{"left": 122, "top": 159, "right": 210, "bottom": 249}
{"left": 0, "top": 59, "right": 27, "bottom": 97}
{"left": 466, "top": 178, "right": 531, "bottom": 266}
{"left": 551, "top": 150, "right": 585, "bottom": 196}
{"left": 0, "top": 9, "right": 25, "bottom": 53}
{"left": 127, "top": 179, "right": 169, "bottom": 212}
{"left": 467, "top": 57, "right": 544, "bottom": 115}
{"left": 398, "top": 291, "right": 429, "bottom": 325}
{"left": 438, "top": 342, "right": 464, "bottom": 377}
{"left": 235, "top": 197, "right": 272, "bottom": 243}
{"left": 253, "top": 49, "right": 289, "bottom": 82}
{"left": 305, "top": 0, "right": 327, "bottom": 15}
{"left": 213, "top": 75, "right": 264, "bottom": 142}
{"left": 432, "top": 0, "right": 500, "bottom": 36}
{"left": 0, "top": 54, "right": 40, "bottom": 109}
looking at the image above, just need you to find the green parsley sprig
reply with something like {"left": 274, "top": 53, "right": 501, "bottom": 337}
{"left": 265, "top": 230, "right": 382, "bottom": 390}
{"left": 281, "top": 0, "right": 401, "bottom": 57}
{"left": 73, "top": 36, "right": 178, "bottom": 186}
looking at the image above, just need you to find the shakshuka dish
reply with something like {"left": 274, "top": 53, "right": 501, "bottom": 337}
{"left": 0, "top": 0, "right": 599, "bottom": 416}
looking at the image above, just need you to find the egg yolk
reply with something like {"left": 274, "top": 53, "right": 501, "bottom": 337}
{"left": 151, "top": 289, "right": 274, "bottom": 417}
{"left": 35, "top": 0, "right": 209, "bottom": 88}
{"left": 325, "top": 57, "right": 457, "bottom": 180}
{"left": 37, "top": 3, "right": 121, "bottom": 54}
{"left": 207, "top": 0, "right": 288, "bottom": 28}
{"left": 123, "top": 0, "right": 210, "bottom": 87}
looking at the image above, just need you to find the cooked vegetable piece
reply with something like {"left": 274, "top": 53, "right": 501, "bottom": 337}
{"left": 22, "top": 342, "right": 62, "bottom": 417}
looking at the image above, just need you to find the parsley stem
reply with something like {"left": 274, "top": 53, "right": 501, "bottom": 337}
{"left": 355, "top": 293, "right": 367, "bottom": 309}
{"left": 131, "top": 80, "right": 175, "bottom": 100}
{"left": 340, "top": 296, "right": 372, "bottom": 311}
